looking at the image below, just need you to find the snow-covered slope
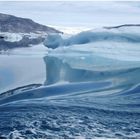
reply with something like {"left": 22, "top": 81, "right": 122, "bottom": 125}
{"left": 0, "top": 32, "right": 47, "bottom": 42}
{"left": 0, "top": 33, "right": 47, "bottom": 51}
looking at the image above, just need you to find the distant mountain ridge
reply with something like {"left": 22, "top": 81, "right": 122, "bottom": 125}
{"left": 0, "top": 13, "right": 62, "bottom": 51}
{"left": 104, "top": 24, "right": 140, "bottom": 29}
{"left": 0, "top": 13, "right": 61, "bottom": 33}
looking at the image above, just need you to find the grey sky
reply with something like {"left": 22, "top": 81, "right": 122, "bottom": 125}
{"left": 0, "top": 1, "right": 140, "bottom": 29}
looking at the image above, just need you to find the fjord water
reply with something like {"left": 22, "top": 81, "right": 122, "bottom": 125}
{"left": 0, "top": 44, "right": 140, "bottom": 138}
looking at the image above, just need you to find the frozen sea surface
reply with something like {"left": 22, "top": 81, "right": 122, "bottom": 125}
{"left": 0, "top": 28, "right": 140, "bottom": 138}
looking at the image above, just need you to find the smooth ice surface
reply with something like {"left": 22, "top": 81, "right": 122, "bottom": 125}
{"left": 0, "top": 45, "right": 46, "bottom": 93}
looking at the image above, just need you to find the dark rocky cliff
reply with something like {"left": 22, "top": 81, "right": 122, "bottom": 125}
{"left": 0, "top": 13, "right": 62, "bottom": 50}
{"left": 0, "top": 13, "right": 61, "bottom": 33}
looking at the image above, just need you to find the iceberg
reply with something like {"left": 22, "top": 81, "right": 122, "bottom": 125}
{"left": 44, "top": 25, "right": 140, "bottom": 49}
{"left": 43, "top": 34, "right": 63, "bottom": 49}
{"left": 44, "top": 25, "right": 140, "bottom": 62}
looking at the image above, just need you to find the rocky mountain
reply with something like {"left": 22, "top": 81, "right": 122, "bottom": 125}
{"left": 0, "top": 13, "right": 61, "bottom": 33}
{"left": 0, "top": 13, "right": 62, "bottom": 50}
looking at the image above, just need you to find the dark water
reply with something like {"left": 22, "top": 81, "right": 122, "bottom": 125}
{"left": 0, "top": 50, "right": 140, "bottom": 138}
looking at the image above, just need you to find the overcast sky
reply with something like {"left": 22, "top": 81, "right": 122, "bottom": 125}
{"left": 0, "top": 1, "right": 140, "bottom": 30}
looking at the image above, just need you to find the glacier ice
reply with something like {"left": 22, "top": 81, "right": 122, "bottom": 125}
{"left": 44, "top": 26, "right": 140, "bottom": 49}
{"left": 44, "top": 26, "right": 140, "bottom": 62}
{"left": 43, "top": 34, "right": 63, "bottom": 49}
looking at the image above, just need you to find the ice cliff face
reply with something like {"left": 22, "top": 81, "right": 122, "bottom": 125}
{"left": 0, "top": 13, "right": 62, "bottom": 50}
